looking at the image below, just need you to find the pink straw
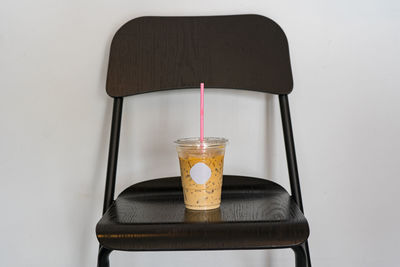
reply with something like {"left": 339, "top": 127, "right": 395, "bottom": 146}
{"left": 200, "top": 82, "right": 204, "bottom": 142}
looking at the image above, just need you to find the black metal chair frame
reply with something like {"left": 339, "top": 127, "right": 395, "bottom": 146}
{"left": 96, "top": 14, "right": 312, "bottom": 267}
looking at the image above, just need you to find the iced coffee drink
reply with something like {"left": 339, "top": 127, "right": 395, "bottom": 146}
{"left": 175, "top": 137, "right": 228, "bottom": 210}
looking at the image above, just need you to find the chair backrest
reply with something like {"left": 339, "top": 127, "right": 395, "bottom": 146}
{"left": 106, "top": 14, "right": 293, "bottom": 97}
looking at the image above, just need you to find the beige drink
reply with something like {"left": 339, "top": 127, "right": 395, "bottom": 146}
{"left": 175, "top": 137, "right": 228, "bottom": 210}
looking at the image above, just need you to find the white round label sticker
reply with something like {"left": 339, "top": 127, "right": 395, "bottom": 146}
{"left": 190, "top": 162, "right": 212, "bottom": 184}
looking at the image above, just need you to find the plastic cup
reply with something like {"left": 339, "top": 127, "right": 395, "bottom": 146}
{"left": 175, "top": 137, "right": 228, "bottom": 210}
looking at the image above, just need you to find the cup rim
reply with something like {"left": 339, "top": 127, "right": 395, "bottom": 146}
{"left": 175, "top": 137, "right": 228, "bottom": 148}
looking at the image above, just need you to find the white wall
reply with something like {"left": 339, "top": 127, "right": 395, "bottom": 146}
{"left": 1, "top": 0, "right": 399, "bottom": 266}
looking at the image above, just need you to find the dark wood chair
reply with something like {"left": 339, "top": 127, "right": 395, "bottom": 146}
{"left": 96, "top": 14, "right": 312, "bottom": 267}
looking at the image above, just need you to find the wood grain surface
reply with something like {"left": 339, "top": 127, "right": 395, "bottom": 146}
{"left": 96, "top": 176, "right": 309, "bottom": 251}
{"left": 106, "top": 14, "right": 293, "bottom": 97}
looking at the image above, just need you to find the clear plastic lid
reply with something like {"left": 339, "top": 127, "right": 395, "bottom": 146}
{"left": 175, "top": 137, "right": 228, "bottom": 148}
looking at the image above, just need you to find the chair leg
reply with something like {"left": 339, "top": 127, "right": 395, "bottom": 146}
{"left": 303, "top": 241, "right": 312, "bottom": 267}
{"left": 98, "top": 246, "right": 112, "bottom": 267}
{"left": 292, "top": 245, "right": 306, "bottom": 267}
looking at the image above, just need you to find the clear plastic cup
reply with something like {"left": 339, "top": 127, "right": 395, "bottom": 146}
{"left": 175, "top": 137, "right": 228, "bottom": 210}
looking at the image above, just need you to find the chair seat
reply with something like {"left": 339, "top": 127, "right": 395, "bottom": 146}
{"left": 96, "top": 175, "right": 309, "bottom": 251}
